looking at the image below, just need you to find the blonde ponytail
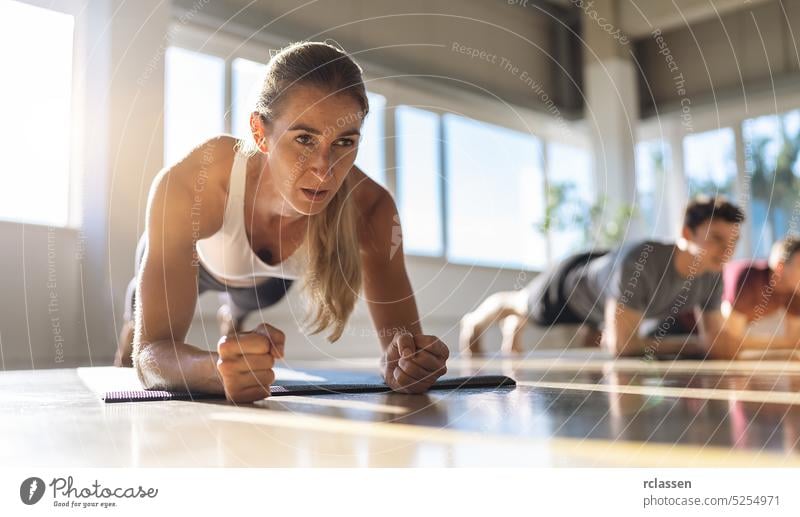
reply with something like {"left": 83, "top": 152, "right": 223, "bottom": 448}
{"left": 302, "top": 175, "right": 361, "bottom": 341}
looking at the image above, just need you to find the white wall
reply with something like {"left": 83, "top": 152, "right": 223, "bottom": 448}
{"left": 0, "top": 223, "right": 83, "bottom": 369}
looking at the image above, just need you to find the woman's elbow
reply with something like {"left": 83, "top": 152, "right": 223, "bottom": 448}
{"left": 131, "top": 341, "right": 161, "bottom": 389}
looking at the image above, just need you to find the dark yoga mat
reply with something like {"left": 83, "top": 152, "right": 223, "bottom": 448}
{"left": 103, "top": 370, "right": 516, "bottom": 403}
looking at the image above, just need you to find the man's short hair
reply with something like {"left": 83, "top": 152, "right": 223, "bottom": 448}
{"left": 684, "top": 195, "right": 745, "bottom": 231}
{"left": 769, "top": 236, "right": 800, "bottom": 269}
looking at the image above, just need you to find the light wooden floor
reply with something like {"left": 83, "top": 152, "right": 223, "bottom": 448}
{"left": 3, "top": 349, "right": 800, "bottom": 467}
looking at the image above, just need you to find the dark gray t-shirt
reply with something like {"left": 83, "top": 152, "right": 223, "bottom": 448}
{"left": 563, "top": 241, "right": 723, "bottom": 328}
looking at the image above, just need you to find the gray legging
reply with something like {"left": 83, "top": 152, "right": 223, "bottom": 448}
{"left": 124, "top": 234, "right": 294, "bottom": 326}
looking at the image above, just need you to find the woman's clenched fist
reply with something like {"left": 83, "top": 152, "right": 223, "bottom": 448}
{"left": 216, "top": 323, "right": 285, "bottom": 403}
{"left": 382, "top": 332, "right": 449, "bottom": 393}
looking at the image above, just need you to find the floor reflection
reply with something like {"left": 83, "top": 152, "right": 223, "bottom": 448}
{"left": 259, "top": 359, "right": 800, "bottom": 456}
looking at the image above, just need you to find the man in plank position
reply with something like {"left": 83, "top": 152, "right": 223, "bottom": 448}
{"left": 460, "top": 196, "right": 745, "bottom": 359}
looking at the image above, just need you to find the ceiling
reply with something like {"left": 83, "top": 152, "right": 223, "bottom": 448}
{"left": 546, "top": 0, "right": 774, "bottom": 39}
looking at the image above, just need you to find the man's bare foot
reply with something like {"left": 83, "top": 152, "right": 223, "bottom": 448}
{"left": 115, "top": 321, "right": 134, "bottom": 367}
{"left": 459, "top": 314, "right": 485, "bottom": 357}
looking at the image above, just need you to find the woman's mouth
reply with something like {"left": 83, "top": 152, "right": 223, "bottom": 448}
{"left": 300, "top": 188, "right": 329, "bottom": 202}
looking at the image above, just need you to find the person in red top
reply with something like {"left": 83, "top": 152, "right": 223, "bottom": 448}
{"left": 720, "top": 236, "right": 800, "bottom": 357}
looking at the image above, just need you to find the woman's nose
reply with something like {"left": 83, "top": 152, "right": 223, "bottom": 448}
{"left": 308, "top": 148, "right": 333, "bottom": 180}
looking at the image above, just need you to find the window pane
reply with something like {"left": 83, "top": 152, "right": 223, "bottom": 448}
{"left": 443, "top": 114, "right": 546, "bottom": 270}
{"left": 0, "top": 0, "right": 74, "bottom": 227}
{"left": 743, "top": 110, "right": 800, "bottom": 257}
{"left": 164, "top": 47, "right": 225, "bottom": 166}
{"left": 635, "top": 140, "right": 671, "bottom": 237}
{"left": 232, "top": 57, "right": 267, "bottom": 140}
{"left": 546, "top": 142, "right": 594, "bottom": 260}
{"left": 396, "top": 106, "right": 443, "bottom": 256}
{"left": 354, "top": 92, "right": 386, "bottom": 186}
{"left": 682, "top": 128, "right": 736, "bottom": 198}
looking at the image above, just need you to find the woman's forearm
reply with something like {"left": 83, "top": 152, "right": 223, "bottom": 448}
{"left": 368, "top": 298, "right": 424, "bottom": 351}
{"left": 134, "top": 340, "right": 224, "bottom": 393}
{"left": 737, "top": 334, "right": 798, "bottom": 351}
{"left": 364, "top": 265, "right": 424, "bottom": 350}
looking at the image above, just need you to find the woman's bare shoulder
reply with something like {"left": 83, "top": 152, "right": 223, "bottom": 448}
{"left": 148, "top": 135, "right": 240, "bottom": 237}
{"left": 349, "top": 165, "right": 393, "bottom": 217}
{"left": 167, "top": 135, "right": 238, "bottom": 183}
{"left": 349, "top": 166, "right": 402, "bottom": 255}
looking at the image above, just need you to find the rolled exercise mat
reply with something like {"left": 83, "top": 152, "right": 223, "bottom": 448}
{"left": 103, "top": 372, "right": 516, "bottom": 403}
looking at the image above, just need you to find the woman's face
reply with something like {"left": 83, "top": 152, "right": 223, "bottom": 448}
{"left": 252, "top": 85, "right": 364, "bottom": 216}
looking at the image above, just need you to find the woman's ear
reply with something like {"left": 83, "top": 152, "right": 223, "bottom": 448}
{"left": 250, "top": 112, "right": 269, "bottom": 153}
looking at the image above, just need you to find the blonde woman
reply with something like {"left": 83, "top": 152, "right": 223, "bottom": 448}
{"left": 117, "top": 42, "right": 448, "bottom": 402}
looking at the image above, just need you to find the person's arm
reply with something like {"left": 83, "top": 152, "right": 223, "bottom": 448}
{"left": 133, "top": 139, "right": 281, "bottom": 402}
{"left": 358, "top": 188, "right": 448, "bottom": 393}
{"left": 602, "top": 299, "right": 704, "bottom": 357}
{"left": 707, "top": 302, "right": 800, "bottom": 357}
{"left": 695, "top": 309, "right": 739, "bottom": 359}
{"left": 132, "top": 161, "right": 222, "bottom": 393}
{"left": 781, "top": 315, "right": 800, "bottom": 351}
{"left": 359, "top": 190, "right": 422, "bottom": 349}
{"left": 693, "top": 307, "right": 794, "bottom": 360}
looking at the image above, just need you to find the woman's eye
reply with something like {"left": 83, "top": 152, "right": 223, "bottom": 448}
{"left": 334, "top": 138, "right": 355, "bottom": 147}
{"left": 295, "top": 135, "right": 314, "bottom": 145}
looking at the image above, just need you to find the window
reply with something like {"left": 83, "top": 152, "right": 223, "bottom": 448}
{"left": 0, "top": 0, "right": 74, "bottom": 227}
{"left": 546, "top": 142, "right": 594, "bottom": 260}
{"left": 742, "top": 110, "right": 800, "bottom": 257}
{"left": 231, "top": 57, "right": 267, "bottom": 140}
{"left": 164, "top": 38, "right": 596, "bottom": 270}
{"left": 682, "top": 128, "right": 736, "bottom": 198}
{"left": 163, "top": 47, "right": 225, "bottom": 166}
{"left": 635, "top": 140, "right": 671, "bottom": 237}
{"left": 396, "top": 106, "right": 443, "bottom": 256}
{"left": 354, "top": 92, "right": 387, "bottom": 186}
{"left": 443, "top": 114, "right": 547, "bottom": 270}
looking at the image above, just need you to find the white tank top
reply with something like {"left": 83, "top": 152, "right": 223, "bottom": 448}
{"left": 195, "top": 146, "right": 307, "bottom": 287}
